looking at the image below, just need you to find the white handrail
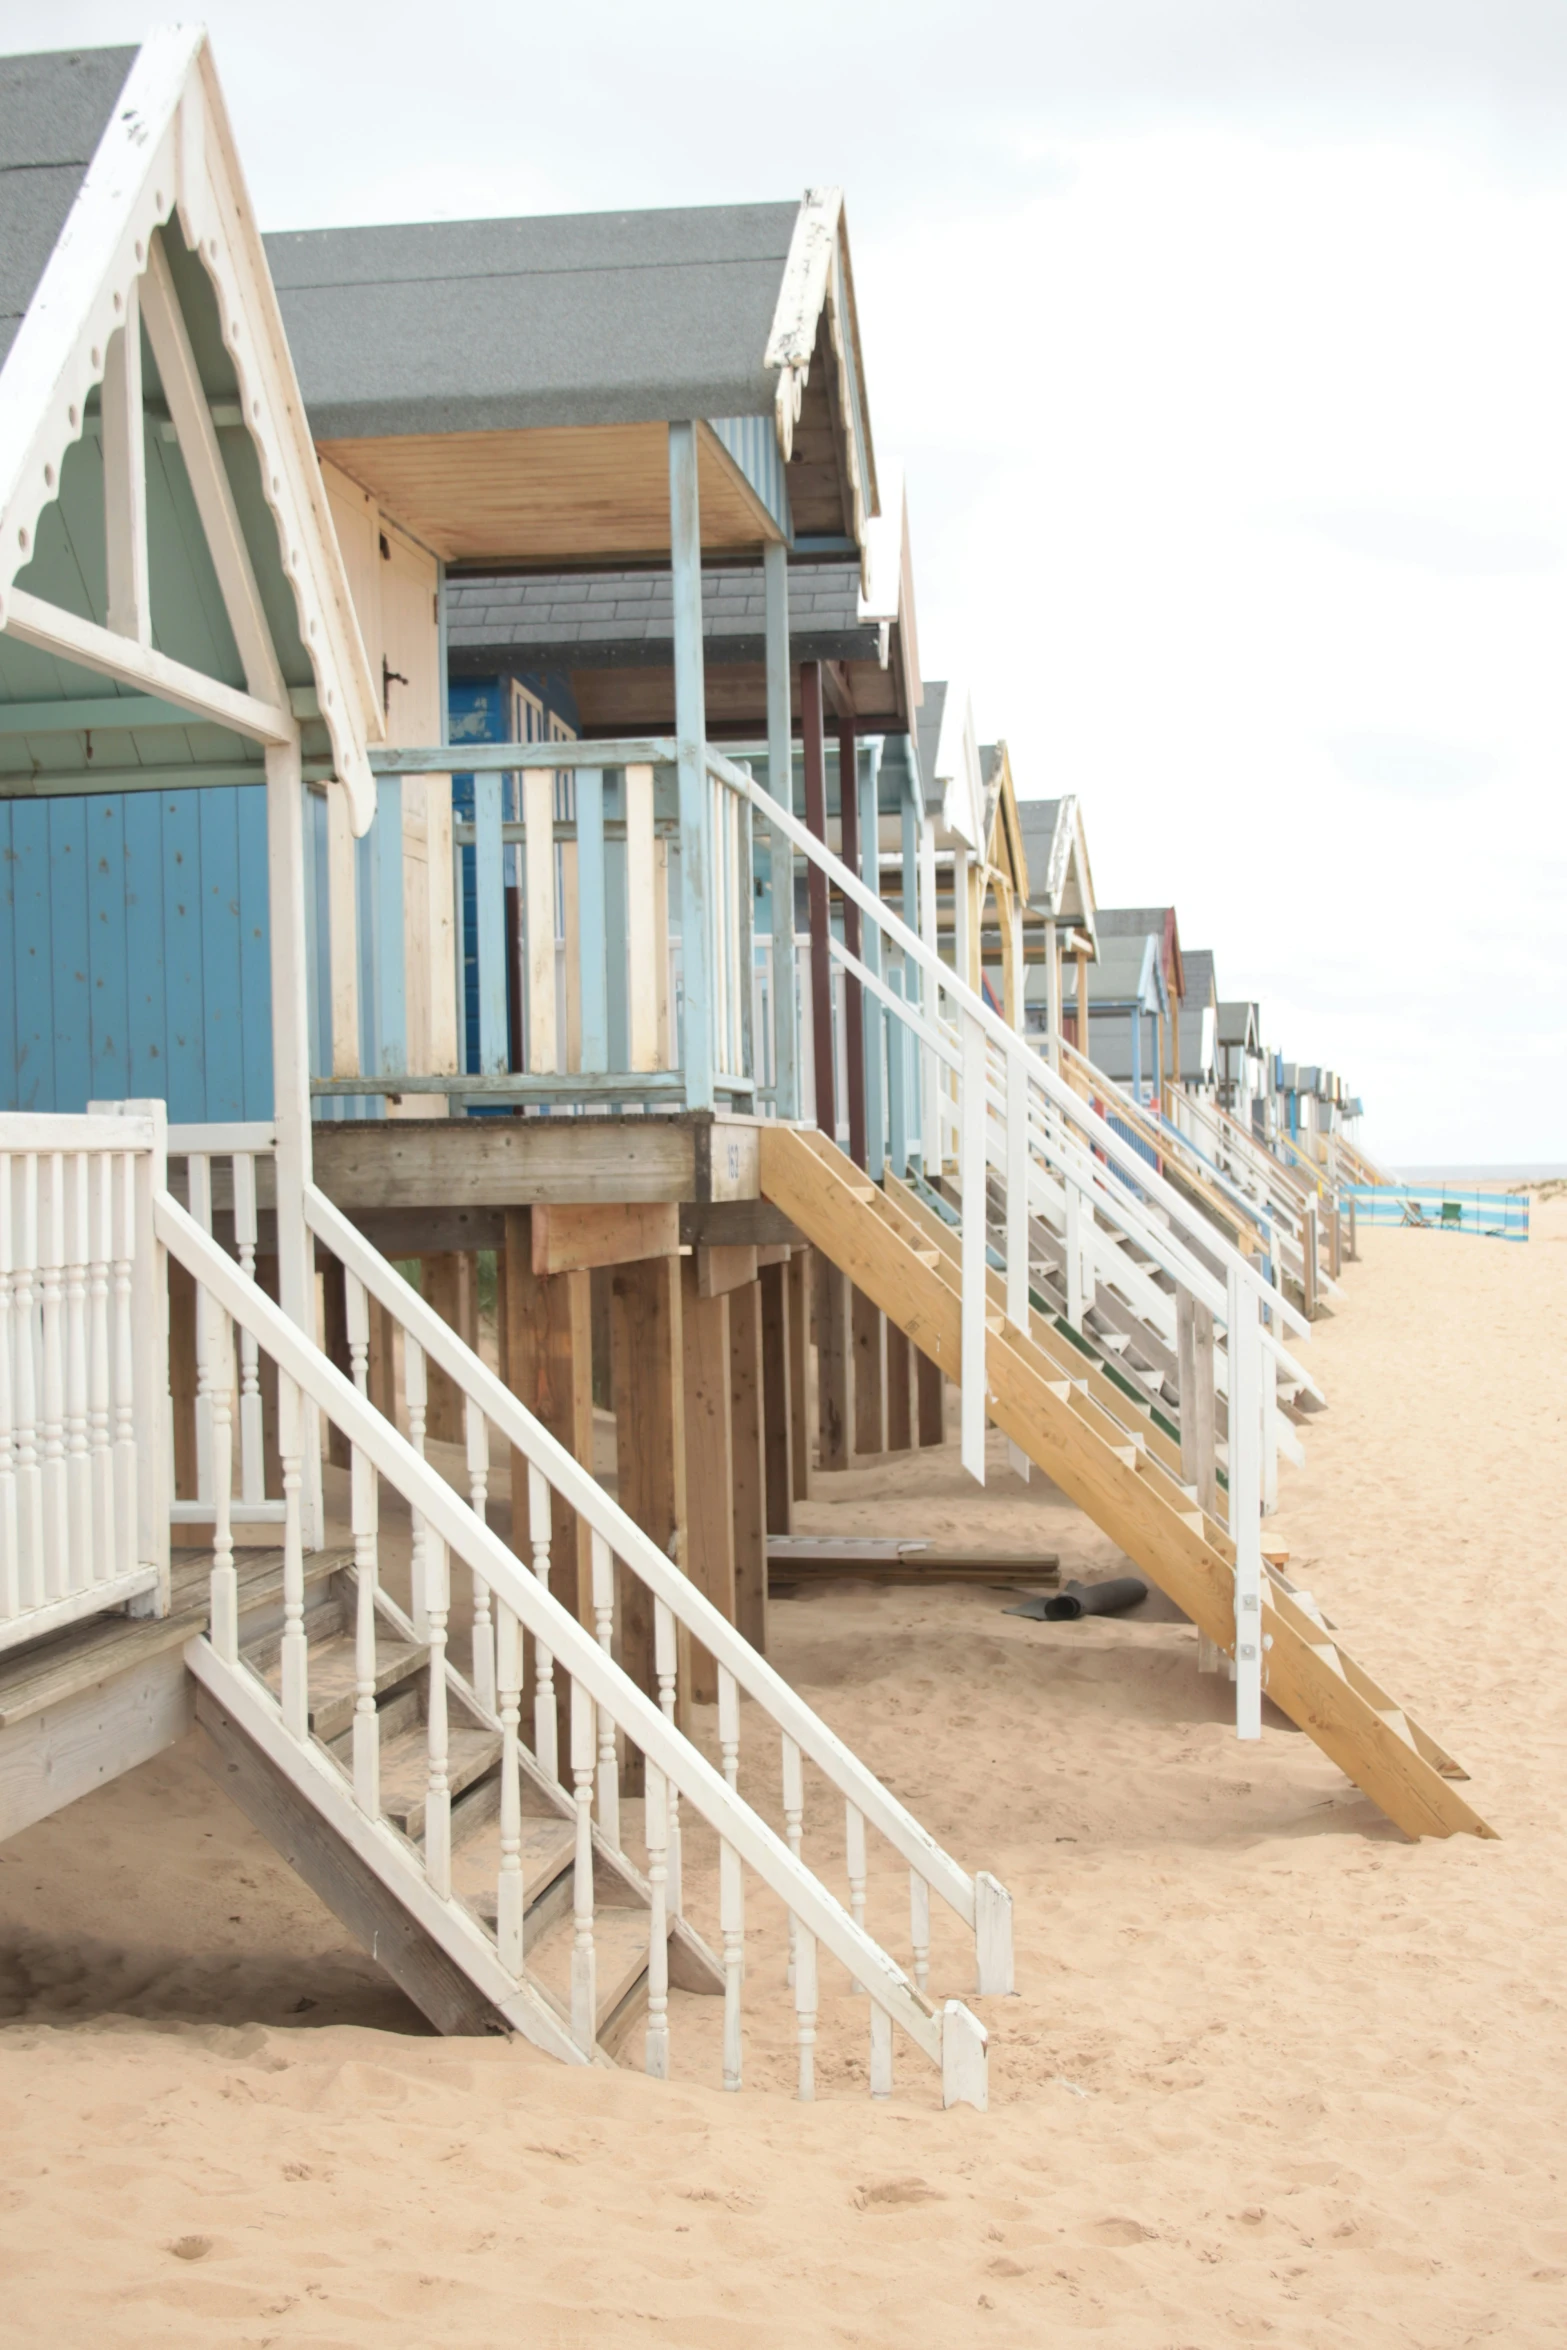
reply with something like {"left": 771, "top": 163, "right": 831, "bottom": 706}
{"left": 155, "top": 1190, "right": 989, "bottom": 2100}
{"left": 302, "top": 1181, "right": 1007, "bottom": 1981}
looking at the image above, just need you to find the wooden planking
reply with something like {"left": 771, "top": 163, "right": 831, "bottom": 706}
{"left": 312, "top": 1115, "right": 700, "bottom": 1209}
{"left": 852, "top": 1289, "right": 884, "bottom": 1458}
{"left": 420, "top": 1250, "right": 477, "bottom": 1443}
{"left": 531, "top": 1201, "right": 679, "bottom": 1276}
{"left": 885, "top": 1321, "right": 913, "bottom": 1452}
{"left": 0, "top": 1644, "right": 193, "bottom": 1843}
{"left": 729, "top": 1278, "right": 768, "bottom": 1653}
{"left": 681, "top": 1255, "right": 736, "bottom": 1701}
{"left": 815, "top": 1253, "right": 853, "bottom": 1471}
{"left": 786, "top": 1246, "right": 811, "bottom": 1503}
{"left": 313, "top": 423, "right": 783, "bottom": 567}
{"left": 758, "top": 1259, "right": 794, "bottom": 1538}
{"left": 697, "top": 1243, "right": 758, "bottom": 1300}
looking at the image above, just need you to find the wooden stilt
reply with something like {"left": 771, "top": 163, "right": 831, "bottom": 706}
{"left": 852, "top": 1288, "right": 884, "bottom": 1459}
{"left": 421, "top": 1251, "right": 474, "bottom": 1441}
{"left": 320, "top": 1253, "right": 351, "bottom": 1470}
{"left": 815, "top": 1253, "right": 852, "bottom": 1472}
{"left": 168, "top": 1255, "right": 199, "bottom": 1500}
{"left": 500, "top": 1211, "right": 594, "bottom": 1628}
{"left": 610, "top": 1253, "right": 687, "bottom": 1752}
{"left": 917, "top": 1350, "right": 945, "bottom": 1448}
{"left": 787, "top": 1245, "right": 811, "bottom": 1502}
{"left": 759, "top": 1258, "right": 794, "bottom": 1536}
{"left": 885, "top": 1321, "right": 913, "bottom": 1452}
{"left": 729, "top": 1277, "right": 768, "bottom": 1655}
{"left": 681, "top": 1255, "right": 736, "bottom": 1702}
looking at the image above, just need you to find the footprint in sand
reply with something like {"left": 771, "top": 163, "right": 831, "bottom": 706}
{"left": 168, "top": 2236, "right": 212, "bottom": 2262}
{"left": 856, "top": 2178, "right": 944, "bottom": 2209}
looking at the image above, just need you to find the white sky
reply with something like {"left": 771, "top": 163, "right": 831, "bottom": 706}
{"left": 16, "top": 1, "right": 1567, "bottom": 1162}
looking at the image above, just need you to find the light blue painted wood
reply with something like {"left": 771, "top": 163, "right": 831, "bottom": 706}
{"left": 899, "top": 781, "right": 922, "bottom": 1172}
{"left": 86, "top": 794, "right": 128, "bottom": 1101}
{"left": 0, "top": 804, "right": 13, "bottom": 1112}
{"left": 710, "top": 416, "right": 793, "bottom": 542}
{"left": 761, "top": 540, "right": 797, "bottom": 1120}
{"left": 669, "top": 421, "right": 711, "bottom": 1108}
{"left": 162, "top": 792, "right": 207, "bottom": 1123}
{"left": 735, "top": 772, "right": 755, "bottom": 1091}
{"left": 12, "top": 801, "right": 53, "bottom": 1109}
{"left": 372, "top": 776, "right": 407, "bottom": 1079}
{"left": 576, "top": 765, "right": 608, "bottom": 1074}
{"left": 237, "top": 783, "right": 272, "bottom": 1118}
{"left": 603, "top": 770, "right": 629, "bottom": 1075}
{"left": 887, "top": 963, "right": 907, "bottom": 1180}
{"left": 473, "top": 770, "right": 507, "bottom": 1075}
{"left": 122, "top": 792, "right": 165, "bottom": 1102}
{"left": 198, "top": 789, "right": 244, "bottom": 1120}
{"left": 49, "top": 797, "right": 92, "bottom": 1115}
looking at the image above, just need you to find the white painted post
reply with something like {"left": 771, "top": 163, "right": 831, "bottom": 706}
{"left": 266, "top": 737, "right": 321, "bottom": 1549}
{"left": 870, "top": 2005, "right": 893, "bottom": 2099}
{"left": 404, "top": 1334, "right": 429, "bottom": 1641}
{"left": 187, "top": 1149, "right": 214, "bottom": 1507}
{"left": 910, "top": 1869, "right": 931, "bottom": 1993}
{"left": 1005, "top": 1050, "right": 1029, "bottom": 1336}
{"left": 669, "top": 421, "right": 713, "bottom": 1110}
{"left": 1227, "top": 1265, "right": 1264, "bottom": 1740}
{"left": 1044, "top": 916, "right": 1061, "bottom": 1068}
{"left": 208, "top": 1310, "right": 237, "bottom": 1664}
{"left": 782, "top": 1730, "right": 804, "bottom": 1985}
{"left": 280, "top": 1369, "right": 310, "bottom": 1741}
{"left": 128, "top": 1106, "right": 166, "bottom": 1588}
{"left": 720, "top": 1835, "right": 744, "bottom": 2091}
{"left": 762, "top": 539, "right": 798, "bottom": 1121}
{"left": 569, "top": 1675, "right": 597, "bottom": 2053}
{"left": 495, "top": 1594, "right": 524, "bottom": 1973}
{"left": 527, "top": 1462, "right": 557, "bottom": 1783}
{"left": 794, "top": 1921, "right": 818, "bottom": 2101}
{"left": 63, "top": 1153, "right": 91, "bottom": 1588}
{"left": 233, "top": 1151, "right": 264, "bottom": 1507}
{"left": 101, "top": 281, "right": 150, "bottom": 646}
{"left": 941, "top": 2001, "right": 989, "bottom": 2113}
{"left": 38, "top": 1152, "right": 68, "bottom": 1597}
{"left": 654, "top": 1594, "right": 682, "bottom": 1914}
{"left": 975, "top": 1870, "right": 1014, "bottom": 1997}
{"left": 350, "top": 1440, "right": 379, "bottom": 1809}
{"left": 644, "top": 1760, "right": 671, "bottom": 2079}
{"left": 846, "top": 1799, "right": 868, "bottom": 1986}
{"left": 959, "top": 1008, "right": 988, "bottom": 1485}
{"left": 11, "top": 1156, "right": 39, "bottom": 1611}
{"left": 918, "top": 819, "right": 941, "bottom": 1172}
{"left": 462, "top": 1390, "right": 495, "bottom": 1710}
{"left": 523, "top": 768, "right": 557, "bottom": 1073}
{"left": 590, "top": 1529, "right": 620, "bottom": 1849}
{"left": 423, "top": 1531, "right": 452, "bottom": 1898}
{"left": 0, "top": 1158, "right": 15, "bottom": 1622}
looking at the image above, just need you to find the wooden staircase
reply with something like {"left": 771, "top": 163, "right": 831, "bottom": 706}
{"left": 197, "top": 1560, "right": 723, "bottom": 2057}
{"left": 760, "top": 1123, "right": 1494, "bottom": 1843}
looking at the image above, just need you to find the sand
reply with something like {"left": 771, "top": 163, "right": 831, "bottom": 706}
{"left": 1, "top": 1200, "right": 1565, "bottom": 2347}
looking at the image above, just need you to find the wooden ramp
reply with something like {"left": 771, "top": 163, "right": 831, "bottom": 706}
{"left": 761, "top": 1124, "right": 1494, "bottom": 1842}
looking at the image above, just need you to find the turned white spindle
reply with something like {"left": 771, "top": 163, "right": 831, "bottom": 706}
{"left": 782, "top": 1733, "right": 804, "bottom": 1985}
{"left": 112, "top": 1152, "right": 137, "bottom": 1575}
{"left": 86, "top": 1153, "right": 114, "bottom": 1582}
{"left": 12, "top": 1156, "right": 41, "bottom": 1611}
{"left": 63, "top": 1155, "right": 91, "bottom": 1589}
{"left": 590, "top": 1530, "right": 620, "bottom": 1848}
{"left": 527, "top": 1463, "right": 558, "bottom": 1782}
{"left": 846, "top": 1800, "right": 868, "bottom": 1995}
{"left": 404, "top": 1336, "right": 429, "bottom": 1639}
{"left": 345, "top": 1268, "right": 370, "bottom": 1395}
{"left": 38, "top": 1152, "right": 68, "bottom": 1598}
{"left": 187, "top": 1153, "right": 214, "bottom": 1504}
{"left": 644, "top": 1758, "right": 670, "bottom": 2080}
{"left": 350, "top": 1439, "right": 380, "bottom": 1809}
{"left": 232, "top": 1153, "right": 264, "bottom": 1507}
{"left": 494, "top": 1595, "right": 525, "bottom": 1972}
{"left": 208, "top": 1309, "right": 237, "bottom": 1663}
{"left": 870, "top": 2004, "right": 893, "bottom": 2099}
{"left": 0, "top": 1156, "right": 16, "bottom": 1622}
{"left": 279, "top": 1370, "right": 309, "bottom": 1742}
{"left": 718, "top": 1665, "right": 740, "bottom": 1793}
{"left": 570, "top": 1676, "right": 597, "bottom": 2053}
{"left": 654, "top": 1597, "right": 682, "bottom": 1914}
{"left": 794, "top": 1920, "right": 818, "bottom": 2101}
{"left": 463, "top": 1394, "right": 496, "bottom": 1711}
{"left": 720, "top": 1836, "right": 744, "bottom": 2093}
{"left": 909, "top": 1870, "right": 931, "bottom": 1994}
{"left": 423, "top": 1532, "right": 452, "bottom": 1899}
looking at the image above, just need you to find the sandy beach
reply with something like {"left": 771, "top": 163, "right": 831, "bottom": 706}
{"left": 1, "top": 1199, "right": 1563, "bottom": 2348}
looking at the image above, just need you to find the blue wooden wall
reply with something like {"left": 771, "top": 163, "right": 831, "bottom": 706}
{"left": 0, "top": 784, "right": 273, "bottom": 1119}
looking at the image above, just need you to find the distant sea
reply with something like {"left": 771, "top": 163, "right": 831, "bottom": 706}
{"left": 1393, "top": 1165, "right": 1567, "bottom": 1184}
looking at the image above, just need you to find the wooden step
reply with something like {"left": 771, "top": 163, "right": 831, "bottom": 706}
{"left": 378, "top": 1722, "right": 504, "bottom": 1843}
{"left": 525, "top": 1900, "right": 658, "bottom": 2056}
{"left": 452, "top": 1811, "right": 577, "bottom": 1935}
{"left": 254, "top": 1626, "right": 427, "bottom": 1745}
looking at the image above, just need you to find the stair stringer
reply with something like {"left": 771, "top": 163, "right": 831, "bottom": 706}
{"left": 760, "top": 1124, "right": 1495, "bottom": 1843}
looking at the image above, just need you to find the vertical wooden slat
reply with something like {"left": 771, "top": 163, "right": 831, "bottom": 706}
{"left": 758, "top": 1257, "right": 793, "bottom": 1538}
{"left": 609, "top": 1253, "right": 687, "bottom": 1745}
{"left": 372, "top": 777, "right": 407, "bottom": 1082}
{"left": 63, "top": 1153, "right": 91, "bottom": 1587}
{"left": 680, "top": 1254, "right": 735, "bottom": 1702}
{"left": 762, "top": 539, "right": 798, "bottom": 1120}
{"left": 815, "top": 1254, "right": 852, "bottom": 1473}
{"left": 838, "top": 720, "right": 866, "bottom": 1168}
{"left": 0, "top": 1156, "right": 15, "bottom": 1620}
{"left": 728, "top": 1276, "right": 767, "bottom": 1654}
{"left": 523, "top": 768, "right": 557, "bottom": 1073}
{"left": 327, "top": 783, "right": 360, "bottom": 1081}
{"left": 101, "top": 284, "right": 150, "bottom": 643}
{"left": 575, "top": 767, "right": 608, "bottom": 1075}
{"left": 786, "top": 1247, "right": 811, "bottom": 1503}
{"left": 473, "top": 770, "right": 507, "bottom": 1075}
{"left": 624, "top": 764, "right": 657, "bottom": 1073}
{"left": 669, "top": 422, "right": 712, "bottom": 1109}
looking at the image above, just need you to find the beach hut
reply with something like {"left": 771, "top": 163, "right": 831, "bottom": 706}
{"left": 1094, "top": 906, "right": 1186, "bottom": 1088}
{"left": 1015, "top": 795, "right": 1097, "bottom": 1064}
{"left": 1083, "top": 925, "right": 1170, "bottom": 1105}
{"left": 1178, "top": 948, "right": 1219, "bottom": 1097}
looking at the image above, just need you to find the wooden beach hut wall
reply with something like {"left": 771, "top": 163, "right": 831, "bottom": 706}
{"left": 1094, "top": 906, "right": 1186, "bottom": 1089}
{"left": 1083, "top": 928, "right": 1169, "bottom": 1105}
{"left": 1014, "top": 794, "right": 1097, "bottom": 1065}
{"left": 1178, "top": 948, "right": 1219, "bottom": 1098}
{"left": 973, "top": 741, "right": 1030, "bottom": 1032}
{"left": 1216, "top": 998, "right": 1262, "bottom": 1125}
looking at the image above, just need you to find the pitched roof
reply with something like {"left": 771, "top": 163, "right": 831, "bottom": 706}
{"left": 265, "top": 205, "right": 799, "bottom": 439}
{"left": 0, "top": 44, "right": 138, "bottom": 373}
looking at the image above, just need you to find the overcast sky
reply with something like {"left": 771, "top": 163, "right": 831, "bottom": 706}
{"left": 19, "top": 2, "right": 1567, "bottom": 1162}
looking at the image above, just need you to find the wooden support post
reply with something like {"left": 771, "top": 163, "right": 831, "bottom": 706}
{"left": 801, "top": 661, "right": 834, "bottom": 1139}
{"left": 762, "top": 539, "right": 798, "bottom": 1122}
{"left": 421, "top": 1251, "right": 475, "bottom": 1442}
{"left": 681, "top": 1255, "right": 736, "bottom": 1702}
{"left": 320, "top": 1253, "right": 351, "bottom": 1471}
{"left": 169, "top": 1255, "right": 199, "bottom": 1499}
{"left": 1303, "top": 1198, "right": 1320, "bottom": 1319}
{"left": 815, "top": 1251, "right": 853, "bottom": 1472}
{"left": 609, "top": 1256, "right": 687, "bottom": 1753}
{"left": 852, "top": 1287, "right": 884, "bottom": 1459}
{"left": 729, "top": 1278, "right": 768, "bottom": 1654}
{"left": 1076, "top": 948, "right": 1089, "bottom": 1064}
{"left": 1044, "top": 917, "right": 1061, "bottom": 1067}
{"left": 501, "top": 1212, "right": 594, "bottom": 1630}
{"left": 669, "top": 420, "right": 713, "bottom": 1110}
{"left": 1177, "top": 1290, "right": 1221, "bottom": 1671}
{"left": 917, "top": 1349, "right": 945, "bottom": 1449}
{"left": 787, "top": 1246, "right": 811, "bottom": 1502}
{"left": 759, "top": 1258, "right": 794, "bottom": 1534}
{"left": 838, "top": 718, "right": 866, "bottom": 1167}
{"left": 885, "top": 1322, "right": 913, "bottom": 1452}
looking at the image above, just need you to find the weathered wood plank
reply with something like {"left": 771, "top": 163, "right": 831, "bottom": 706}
{"left": 729, "top": 1279, "right": 768, "bottom": 1654}
{"left": 532, "top": 1202, "right": 679, "bottom": 1276}
{"left": 609, "top": 1253, "right": 688, "bottom": 1761}
{"left": 759, "top": 1258, "right": 793, "bottom": 1538}
{"left": 697, "top": 1243, "right": 758, "bottom": 1300}
{"left": 681, "top": 1257, "right": 736, "bottom": 1703}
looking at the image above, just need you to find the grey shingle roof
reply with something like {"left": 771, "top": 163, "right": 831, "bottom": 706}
{"left": 1015, "top": 799, "right": 1063, "bottom": 908}
{"left": 0, "top": 45, "right": 137, "bottom": 372}
{"left": 1095, "top": 906, "right": 1172, "bottom": 940}
{"left": 445, "top": 561, "right": 870, "bottom": 672}
{"left": 263, "top": 204, "right": 800, "bottom": 440}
